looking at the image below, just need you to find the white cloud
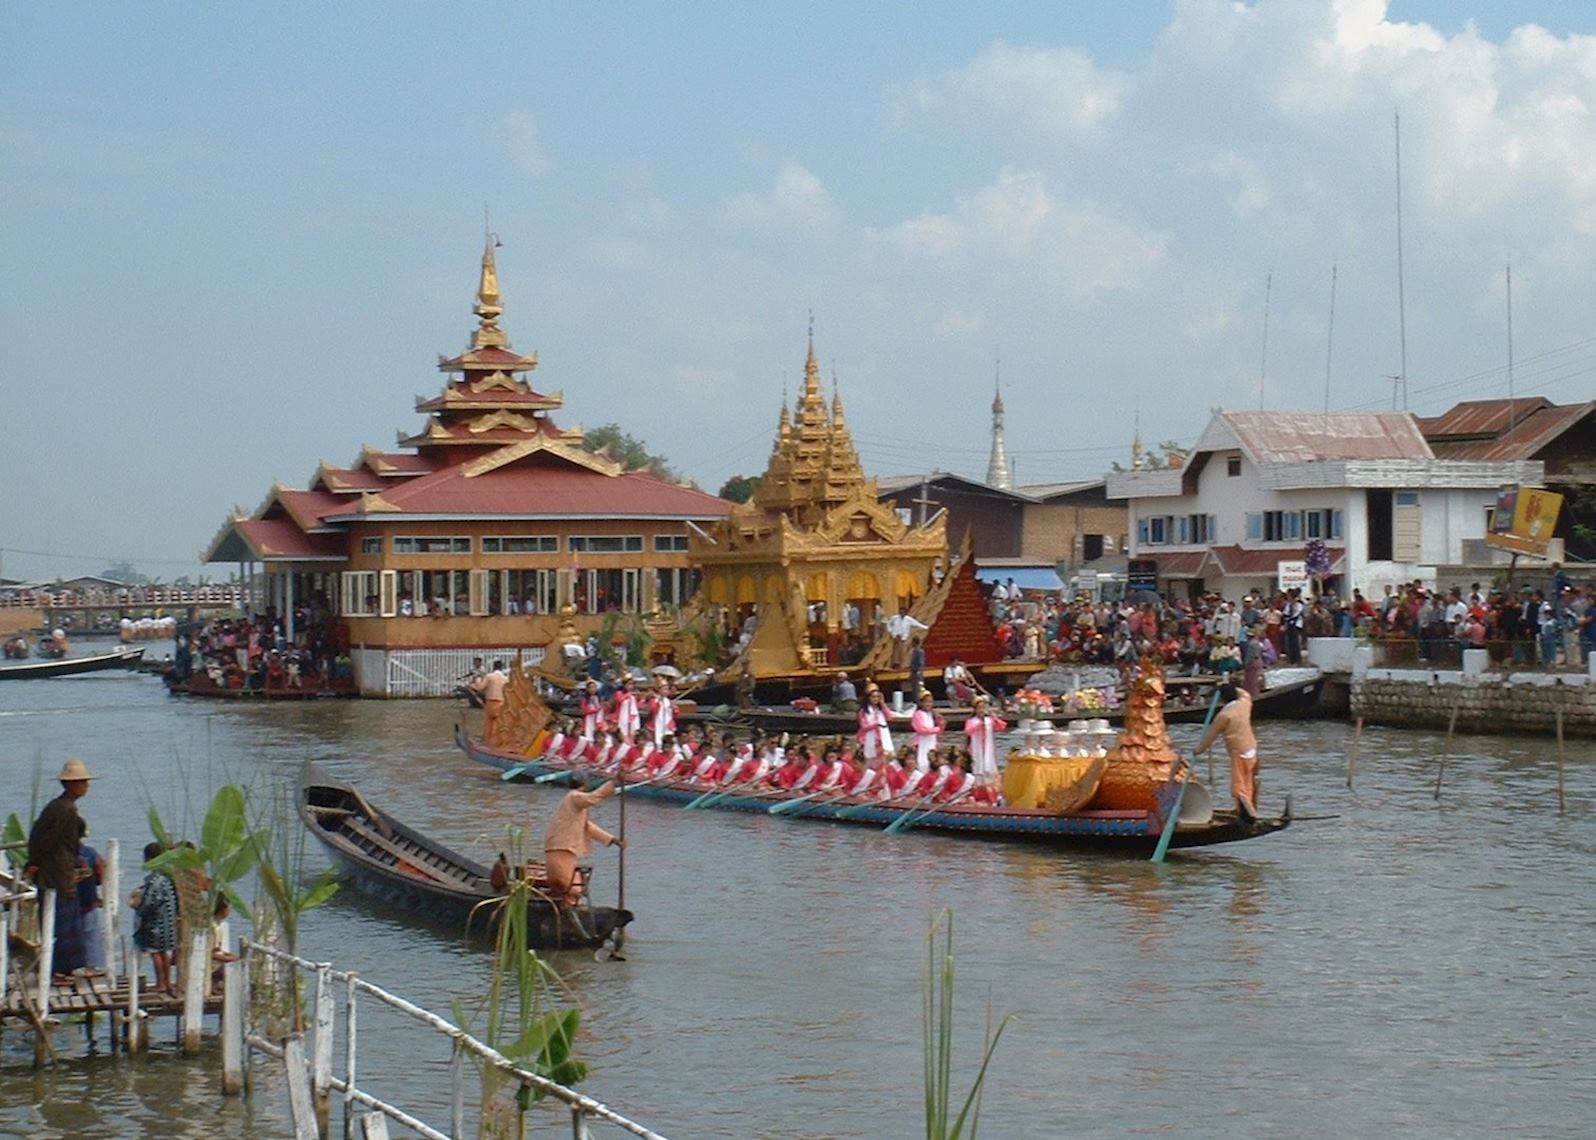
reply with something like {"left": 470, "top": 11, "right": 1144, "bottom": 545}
{"left": 498, "top": 110, "right": 550, "bottom": 177}
{"left": 898, "top": 41, "right": 1128, "bottom": 137}
{"left": 717, "top": 159, "right": 842, "bottom": 234}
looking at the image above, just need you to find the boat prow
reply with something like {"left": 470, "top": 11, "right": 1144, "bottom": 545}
{"left": 298, "top": 764, "right": 632, "bottom": 949}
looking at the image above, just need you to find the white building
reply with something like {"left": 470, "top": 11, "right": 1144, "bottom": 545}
{"left": 1105, "top": 411, "right": 1542, "bottom": 599}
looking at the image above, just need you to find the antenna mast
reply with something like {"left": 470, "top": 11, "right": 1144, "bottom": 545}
{"left": 1324, "top": 263, "right": 1338, "bottom": 420}
{"left": 1506, "top": 262, "right": 1517, "bottom": 431}
{"left": 1260, "top": 270, "right": 1272, "bottom": 410}
{"left": 1394, "top": 110, "right": 1410, "bottom": 410}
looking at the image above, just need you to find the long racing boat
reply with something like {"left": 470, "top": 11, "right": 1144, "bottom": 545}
{"left": 455, "top": 725, "right": 1290, "bottom": 855}
{"left": 0, "top": 646, "right": 145, "bottom": 680}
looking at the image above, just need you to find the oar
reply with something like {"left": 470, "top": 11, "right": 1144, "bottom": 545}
{"left": 881, "top": 788, "right": 945, "bottom": 833}
{"left": 1197, "top": 687, "right": 1221, "bottom": 787}
{"left": 694, "top": 780, "right": 786, "bottom": 810}
{"left": 888, "top": 788, "right": 972, "bottom": 834}
{"left": 1150, "top": 762, "right": 1189, "bottom": 864}
{"left": 780, "top": 787, "right": 857, "bottom": 818}
{"left": 768, "top": 788, "right": 834, "bottom": 814}
{"left": 1154, "top": 692, "right": 1223, "bottom": 864}
{"left": 500, "top": 754, "right": 556, "bottom": 781}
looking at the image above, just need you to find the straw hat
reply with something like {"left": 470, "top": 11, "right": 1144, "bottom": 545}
{"left": 58, "top": 758, "right": 94, "bottom": 782}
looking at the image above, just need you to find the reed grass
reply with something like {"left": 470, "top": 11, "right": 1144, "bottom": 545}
{"left": 924, "top": 908, "right": 1015, "bottom": 1140}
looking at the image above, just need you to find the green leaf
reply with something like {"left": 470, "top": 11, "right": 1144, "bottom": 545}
{"left": 3, "top": 814, "right": 26, "bottom": 869}
{"left": 220, "top": 882, "right": 252, "bottom": 920}
{"left": 201, "top": 785, "right": 248, "bottom": 860}
{"left": 258, "top": 859, "right": 290, "bottom": 912}
{"left": 148, "top": 805, "right": 172, "bottom": 849}
{"left": 299, "top": 876, "right": 340, "bottom": 912}
{"left": 146, "top": 847, "right": 204, "bottom": 874}
{"left": 503, "top": 1009, "right": 578, "bottom": 1063}
{"left": 215, "top": 830, "right": 269, "bottom": 883}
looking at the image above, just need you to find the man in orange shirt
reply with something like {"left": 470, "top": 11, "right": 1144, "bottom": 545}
{"left": 542, "top": 773, "right": 623, "bottom": 905}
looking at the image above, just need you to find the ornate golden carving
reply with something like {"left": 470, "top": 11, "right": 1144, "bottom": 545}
{"left": 1090, "top": 654, "right": 1180, "bottom": 811}
{"left": 495, "top": 654, "right": 555, "bottom": 755}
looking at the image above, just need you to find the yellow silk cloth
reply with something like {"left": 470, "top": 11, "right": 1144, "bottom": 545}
{"left": 1002, "top": 753, "right": 1100, "bottom": 809}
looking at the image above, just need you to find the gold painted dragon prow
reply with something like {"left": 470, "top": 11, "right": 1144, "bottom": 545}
{"left": 1088, "top": 653, "right": 1180, "bottom": 811}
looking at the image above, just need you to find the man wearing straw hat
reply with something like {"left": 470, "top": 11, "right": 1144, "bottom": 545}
{"left": 25, "top": 758, "right": 95, "bottom": 980}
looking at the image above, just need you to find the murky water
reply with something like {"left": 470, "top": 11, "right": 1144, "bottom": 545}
{"left": 3, "top": 670, "right": 1595, "bottom": 1138}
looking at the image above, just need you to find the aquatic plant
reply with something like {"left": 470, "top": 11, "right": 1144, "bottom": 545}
{"left": 923, "top": 909, "right": 1015, "bottom": 1140}
{"left": 146, "top": 784, "right": 268, "bottom": 921}
{"left": 251, "top": 784, "right": 339, "bottom": 1033}
{"left": 455, "top": 829, "right": 587, "bottom": 1140}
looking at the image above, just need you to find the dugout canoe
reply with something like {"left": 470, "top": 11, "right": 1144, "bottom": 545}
{"left": 455, "top": 725, "right": 1291, "bottom": 855}
{"left": 0, "top": 646, "right": 145, "bottom": 680}
{"left": 298, "top": 767, "right": 633, "bottom": 950}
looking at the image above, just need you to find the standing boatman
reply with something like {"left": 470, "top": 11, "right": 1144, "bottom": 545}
{"left": 542, "top": 772, "right": 624, "bottom": 906}
{"left": 1194, "top": 682, "right": 1260, "bottom": 820}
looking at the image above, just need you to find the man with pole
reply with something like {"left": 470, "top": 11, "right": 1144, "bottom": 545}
{"left": 1193, "top": 682, "right": 1260, "bottom": 821}
{"left": 542, "top": 772, "right": 625, "bottom": 907}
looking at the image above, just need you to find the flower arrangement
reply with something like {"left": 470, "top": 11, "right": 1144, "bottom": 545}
{"left": 1014, "top": 688, "right": 1054, "bottom": 718}
{"left": 1063, "top": 687, "right": 1120, "bottom": 713}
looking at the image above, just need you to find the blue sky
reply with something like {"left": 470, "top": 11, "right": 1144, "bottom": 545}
{"left": 4, "top": 1, "right": 1596, "bottom": 581}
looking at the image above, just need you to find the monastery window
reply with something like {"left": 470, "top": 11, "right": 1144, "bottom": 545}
{"left": 1227, "top": 455, "right": 1242, "bottom": 477}
{"left": 1303, "top": 509, "right": 1343, "bottom": 541}
{"left": 569, "top": 535, "right": 644, "bottom": 554}
{"left": 652, "top": 535, "right": 690, "bottom": 553}
{"left": 496, "top": 569, "right": 558, "bottom": 614}
{"left": 360, "top": 536, "right": 383, "bottom": 555}
{"left": 575, "top": 568, "right": 641, "bottom": 614}
{"left": 339, "top": 571, "right": 378, "bottom": 616}
{"left": 482, "top": 536, "right": 559, "bottom": 554}
{"left": 654, "top": 567, "right": 700, "bottom": 607}
{"left": 393, "top": 536, "right": 471, "bottom": 554}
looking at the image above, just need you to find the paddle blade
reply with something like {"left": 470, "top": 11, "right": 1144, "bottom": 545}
{"left": 500, "top": 764, "right": 529, "bottom": 782}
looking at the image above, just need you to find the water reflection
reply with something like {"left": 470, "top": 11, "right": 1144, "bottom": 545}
{"left": 3, "top": 676, "right": 1596, "bottom": 1138}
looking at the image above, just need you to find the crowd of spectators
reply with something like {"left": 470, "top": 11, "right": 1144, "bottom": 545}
{"left": 984, "top": 564, "right": 1596, "bottom": 676}
{"left": 172, "top": 599, "right": 352, "bottom": 692}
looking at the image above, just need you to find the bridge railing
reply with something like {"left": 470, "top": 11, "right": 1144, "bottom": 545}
{"left": 237, "top": 938, "right": 667, "bottom": 1140}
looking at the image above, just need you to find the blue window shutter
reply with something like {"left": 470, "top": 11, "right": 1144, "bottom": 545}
{"left": 1138, "top": 518, "right": 1149, "bottom": 545}
{"left": 1209, "top": 515, "right": 1218, "bottom": 543}
{"left": 1246, "top": 513, "right": 1261, "bottom": 540}
{"left": 1331, "top": 510, "right": 1343, "bottom": 540}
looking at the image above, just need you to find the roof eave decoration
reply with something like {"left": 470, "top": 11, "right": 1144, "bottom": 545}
{"left": 358, "top": 491, "right": 403, "bottom": 513}
{"left": 461, "top": 436, "right": 623, "bottom": 480}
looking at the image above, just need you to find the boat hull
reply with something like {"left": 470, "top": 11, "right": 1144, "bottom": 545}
{"left": 0, "top": 647, "right": 145, "bottom": 680}
{"left": 456, "top": 727, "right": 1289, "bottom": 854}
{"left": 299, "top": 770, "right": 632, "bottom": 949}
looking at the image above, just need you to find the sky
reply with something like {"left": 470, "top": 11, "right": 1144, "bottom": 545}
{"left": 5, "top": 0, "right": 1596, "bottom": 582}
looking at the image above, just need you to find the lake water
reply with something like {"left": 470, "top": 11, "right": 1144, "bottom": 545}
{"left": 3, "top": 669, "right": 1594, "bottom": 1138}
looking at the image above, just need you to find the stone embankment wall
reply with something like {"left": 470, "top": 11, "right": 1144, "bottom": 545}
{"left": 1352, "top": 668, "right": 1596, "bottom": 738}
{"left": 1305, "top": 636, "right": 1596, "bottom": 737}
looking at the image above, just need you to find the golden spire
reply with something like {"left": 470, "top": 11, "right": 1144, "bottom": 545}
{"left": 471, "top": 236, "right": 507, "bottom": 349}
{"left": 830, "top": 368, "right": 846, "bottom": 428}
{"left": 803, "top": 313, "right": 823, "bottom": 401}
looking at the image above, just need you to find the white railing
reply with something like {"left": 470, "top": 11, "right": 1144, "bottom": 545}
{"left": 237, "top": 938, "right": 666, "bottom": 1140}
{"left": 0, "top": 585, "right": 260, "bottom": 609}
{"left": 382, "top": 646, "right": 547, "bottom": 698}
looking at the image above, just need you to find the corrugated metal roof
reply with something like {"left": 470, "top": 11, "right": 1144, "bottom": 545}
{"left": 874, "top": 472, "right": 1036, "bottom": 501}
{"left": 1221, "top": 411, "right": 1432, "bottom": 464}
{"left": 1015, "top": 479, "right": 1106, "bottom": 500}
{"left": 1417, "top": 397, "right": 1555, "bottom": 440}
{"left": 1426, "top": 401, "right": 1595, "bottom": 461}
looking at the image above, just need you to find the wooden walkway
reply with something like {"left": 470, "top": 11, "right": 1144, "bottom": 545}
{"left": 1, "top": 972, "right": 221, "bottom": 1022}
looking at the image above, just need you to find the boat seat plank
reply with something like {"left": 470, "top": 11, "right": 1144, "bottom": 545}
{"left": 339, "top": 820, "right": 464, "bottom": 887}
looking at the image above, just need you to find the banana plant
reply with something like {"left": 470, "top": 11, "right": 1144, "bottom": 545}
{"left": 147, "top": 784, "right": 269, "bottom": 920}
{"left": 2, "top": 813, "right": 26, "bottom": 870}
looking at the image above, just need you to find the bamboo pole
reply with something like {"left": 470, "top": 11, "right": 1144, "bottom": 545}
{"left": 284, "top": 1033, "right": 322, "bottom": 1140}
{"left": 450, "top": 1039, "right": 466, "bottom": 1140}
{"left": 1346, "top": 716, "right": 1364, "bottom": 789}
{"left": 1434, "top": 694, "right": 1462, "bottom": 801}
{"left": 126, "top": 934, "right": 146, "bottom": 1054}
{"left": 1556, "top": 706, "right": 1567, "bottom": 815}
